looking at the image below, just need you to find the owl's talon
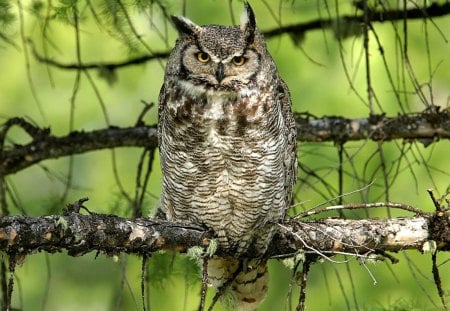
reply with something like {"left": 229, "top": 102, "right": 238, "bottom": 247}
{"left": 205, "top": 238, "right": 218, "bottom": 257}
{"left": 187, "top": 246, "right": 205, "bottom": 263}
{"left": 282, "top": 251, "right": 305, "bottom": 270}
{"left": 186, "top": 239, "right": 218, "bottom": 263}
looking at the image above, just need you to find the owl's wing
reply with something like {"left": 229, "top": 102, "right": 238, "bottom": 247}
{"left": 153, "top": 83, "right": 169, "bottom": 220}
{"left": 278, "top": 79, "right": 298, "bottom": 209}
{"left": 157, "top": 83, "right": 169, "bottom": 148}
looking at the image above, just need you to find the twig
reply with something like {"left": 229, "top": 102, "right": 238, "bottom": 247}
{"left": 431, "top": 251, "right": 447, "bottom": 309}
{"left": 279, "top": 224, "right": 353, "bottom": 264}
{"left": 296, "top": 201, "right": 427, "bottom": 219}
{"left": 29, "top": 39, "right": 170, "bottom": 71}
{"left": 198, "top": 258, "right": 208, "bottom": 311}
{"left": 141, "top": 255, "right": 149, "bottom": 311}
{"left": 296, "top": 256, "right": 315, "bottom": 311}
{"left": 6, "top": 254, "right": 16, "bottom": 311}
{"left": 427, "top": 189, "right": 442, "bottom": 212}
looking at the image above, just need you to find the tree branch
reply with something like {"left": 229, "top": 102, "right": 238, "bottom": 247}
{"left": 0, "top": 213, "right": 209, "bottom": 257}
{"left": 0, "top": 211, "right": 448, "bottom": 258}
{"left": 29, "top": 3, "right": 450, "bottom": 71}
{"left": 30, "top": 42, "right": 170, "bottom": 71}
{"left": 296, "top": 109, "right": 450, "bottom": 143}
{"left": 263, "top": 2, "right": 450, "bottom": 39}
{"left": 0, "top": 124, "right": 157, "bottom": 176}
{"left": 1, "top": 109, "right": 448, "bottom": 176}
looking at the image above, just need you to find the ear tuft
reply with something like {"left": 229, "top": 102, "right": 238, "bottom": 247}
{"left": 240, "top": 2, "right": 256, "bottom": 44}
{"left": 171, "top": 16, "right": 201, "bottom": 36}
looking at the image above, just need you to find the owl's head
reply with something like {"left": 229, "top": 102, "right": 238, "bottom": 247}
{"left": 166, "top": 3, "right": 274, "bottom": 92}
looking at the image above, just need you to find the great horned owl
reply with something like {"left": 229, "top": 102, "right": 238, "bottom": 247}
{"left": 158, "top": 3, "right": 297, "bottom": 310}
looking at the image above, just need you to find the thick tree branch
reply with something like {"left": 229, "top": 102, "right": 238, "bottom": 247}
{"left": 1, "top": 109, "right": 448, "bottom": 176}
{"left": 0, "top": 124, "right": 157, "bottom": 175}
{"left": 29, "top": 3, "right": 450, "bottom": 71}
{"left": 0, "top": 211, "right": 448, "bottom": 258}
{"left": 0, "top": 213, "right": 209, "bottom": 257}
{"left": 296, "top": 109, "right": 450, "bottom": 143}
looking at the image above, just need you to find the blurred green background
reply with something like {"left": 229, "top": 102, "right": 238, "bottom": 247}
{"left": 0, "top": 0, "right": 449, "bottom": 310}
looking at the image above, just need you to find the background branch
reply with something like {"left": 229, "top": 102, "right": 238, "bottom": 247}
{"left": 29, "top": 3, "right": 450, "bottom": 72}
{"left": 1, "top": 109, "right": 448, "bottom": 176}
{"left": 263, "top": 2, "right": 450, "bottom": 38}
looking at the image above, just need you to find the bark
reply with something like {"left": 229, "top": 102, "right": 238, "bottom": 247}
{"left": 0, "top": 211, "right": 448, "bottom": 258}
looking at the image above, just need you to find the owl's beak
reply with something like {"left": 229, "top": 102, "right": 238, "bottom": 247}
{"left": 215, "top": 63, "right": 225, "bottom": 83}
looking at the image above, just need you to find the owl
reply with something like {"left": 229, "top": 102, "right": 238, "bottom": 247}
{"left": 158, "top": 3, "right": 297, "bottom": 310}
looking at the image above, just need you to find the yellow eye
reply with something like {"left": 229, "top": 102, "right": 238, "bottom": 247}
{"left": 196, "top": 52, "right": 210, "bottom": 63}
{"left": 232, "top": 56, "right": 246, "bottom": 66}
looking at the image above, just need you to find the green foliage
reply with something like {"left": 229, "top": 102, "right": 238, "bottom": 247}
{"left": 96, "top": 0, "right": 140, "bottom": 52}
{"left": 53, "top": 1, "right": 78, "bottom": 24}
{"left": 19, "top": 0, "right": 169, "bottom": 53}
{"left": 30, "top": 0, "right": 45, "bottom": 14}
{"left": 148, "top": 252, "right": 200, "bottom": 288}
{"left": 0, "top": 0, "right": 15, "bottom": 46}
{"left": 0, "top": 0, "right": 15, "bottom": 28}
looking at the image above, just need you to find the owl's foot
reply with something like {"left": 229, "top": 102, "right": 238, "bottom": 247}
{"left": 186, "top": 238, "right": 218, "bottom": 265}
{"left": 282, "top": 250, "right": 306, "bottom": 270}
{"left": 205, "top": 238, "right": 218, "bottom": 257}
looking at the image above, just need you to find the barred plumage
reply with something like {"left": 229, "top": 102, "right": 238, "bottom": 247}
{"left": 158, "top": 4, "right": 297, "bottom": 310}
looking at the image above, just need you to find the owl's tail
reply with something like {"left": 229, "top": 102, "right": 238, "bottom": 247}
{"left": 207, "top": 257, "right": 269, "bottom": 311}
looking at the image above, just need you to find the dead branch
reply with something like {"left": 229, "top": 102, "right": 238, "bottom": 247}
{"left": 0, "top": 210, "right": 448, "bottom": 258}
{"left": 1, "top": 109, "right": 448, "bottom": 176}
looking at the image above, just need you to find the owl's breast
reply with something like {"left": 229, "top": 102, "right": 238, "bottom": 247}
{"left": 160, "top": 83, "right": 287, "bottom": 254}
